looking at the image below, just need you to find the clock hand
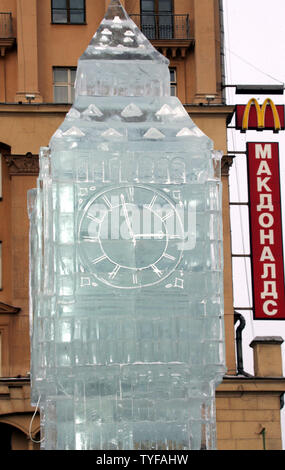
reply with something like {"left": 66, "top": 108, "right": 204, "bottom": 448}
{"left": 134, "top": 233, "right": 166, "bottom": 240}
{"left": 120, "top": 194, "right": 136, "bottom": 245}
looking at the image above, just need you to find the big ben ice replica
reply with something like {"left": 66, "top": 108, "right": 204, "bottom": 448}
{"left": 28, "top": 0, "right": 225, "bottom": 450}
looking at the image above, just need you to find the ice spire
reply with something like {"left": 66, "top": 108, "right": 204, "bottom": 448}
{"left": 75, "top": 0, "right": 170, "bottom": 97}
{"left": 81, "top": 0, "right": 167, "bottom": 62}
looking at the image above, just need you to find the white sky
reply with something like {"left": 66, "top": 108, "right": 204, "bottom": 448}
{"left": 223, "top": 0, "right": 285, "bottom": 448}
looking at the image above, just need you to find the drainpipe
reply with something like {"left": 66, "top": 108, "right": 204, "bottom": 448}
{"left": 259, "top": 427, "right": 267, "bottom": 451}
{"left": 234, "top": 312, "right": 253, "bottom": 377}
{"left": 280, "top": 393, "right": 285, "bottom": 411}
{"left": 219, "top": 0, "right": 226, "bottom": 104}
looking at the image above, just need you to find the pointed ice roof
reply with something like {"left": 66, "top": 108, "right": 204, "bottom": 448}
{"left": 80, "top": 0, "right": 168, "bottom": 64}
{"left": 75, "top": 0, "right": 170, "bottom": 97}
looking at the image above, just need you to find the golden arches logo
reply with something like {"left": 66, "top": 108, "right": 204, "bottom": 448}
{"left": 242, "top": 98, "right": 281, "bottom": 131}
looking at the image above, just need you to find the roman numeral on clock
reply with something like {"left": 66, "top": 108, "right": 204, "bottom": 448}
{"left": 91, "top": 255, "right": 107, "bottom": 265}
{"left": 127, "top": 186, "right": 134, "bottom": 202}
{"left": 161, "top": 212, "right": 173, "bottom": 222}
{"left": 87, "top": 214, "right": 103, "bottom": 224}
{"left": 148, "top": 195, "right": 158, "bottom": 210}
{"left": 102, "top": 195, "right": 112, "bottom": 209}
{"left": 109, "top": 264, "right": 120, "bottom": 280}
{"left": 82, "top": 235, "right": 99, "bottom": 242}
{"left": 151, "top": 264, "right": 162, "bottom": 278}
{"left": 163, "top": 253, "right": 176, "bottom": 261}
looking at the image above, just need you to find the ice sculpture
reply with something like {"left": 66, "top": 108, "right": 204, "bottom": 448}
{"left": 28, "top": 0, "right": 225, "bottom": 450}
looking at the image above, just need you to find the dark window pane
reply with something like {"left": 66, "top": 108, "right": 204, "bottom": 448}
{"left": 54, "top": 86, "right": 68, "bottom": 103}
{"left": 142, "top": 14, "right": 155, "bottom": 26}
{"left": 52, "top": 10, "right": 68, "bottom": 23}
{"left": 54, "top": 68, "right": 68, "bottom": 83}
{"left": 70, "top": 0, "right": 84, "bottom": 8}
{"left": 159, "top": 0, "right": 173, "bottom": 13}
{"left": 159, "top": 15, "right": 172, "bottom": 26}
{"left": 70, "top": 69, "right": 77, "bottom": 85}
{"left": 170, "top": 69, "right": 176, "bottom": 82}
{"left": 141, "top": 14, "right": 156, "bottom": 39}
{"left": 70, "top": 11, "right": 85, "bottom": 23}
{"left": 159, "top": 18, "right": 172, "bottom": 38}
{"left": 141, "top": 0, "right": 155, "bottom": 12}
{"left": 0, "top": 242, "right": 2, "bottom": 289}
{"left": 170, "top": 68, "right": 177, "bottom": 95}
{"left": 52, "top": 0, "right": 67, "bottom": 8}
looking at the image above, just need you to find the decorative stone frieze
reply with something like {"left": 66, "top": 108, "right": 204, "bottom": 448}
{"left": 4, "top": 153, "right": 39, "bottom": 176}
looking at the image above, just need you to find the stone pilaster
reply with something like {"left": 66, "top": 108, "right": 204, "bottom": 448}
{"left": 193, "top": 0, "right": 220, "bottom": 104}
{"left": 15, "top": 0, "right": 43, "bottom": 103}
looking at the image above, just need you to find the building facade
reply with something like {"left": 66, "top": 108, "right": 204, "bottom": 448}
{"left": 0, "top": 0, "right": 284, "bottom": 450}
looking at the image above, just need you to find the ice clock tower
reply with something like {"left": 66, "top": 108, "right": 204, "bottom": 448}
{"left": 28, "top": 0, "right": 225, "bottom": 450}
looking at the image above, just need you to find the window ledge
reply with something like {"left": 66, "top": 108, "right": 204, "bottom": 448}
{"left": 51, "top": 22, "right": 87, "bottom": 25}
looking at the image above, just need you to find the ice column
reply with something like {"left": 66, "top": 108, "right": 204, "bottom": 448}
{"left": 28, "top": 0, "right": 226, "bottom": 450}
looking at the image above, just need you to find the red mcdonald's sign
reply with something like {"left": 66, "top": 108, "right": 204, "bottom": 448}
{"left": 247, "top": 142, "right": 285, "bottom": 320}
{"left": 236, "top": 98, "right": 285, "bottom": 132}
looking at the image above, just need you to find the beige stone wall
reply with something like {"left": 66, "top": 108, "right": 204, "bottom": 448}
{"left": 217, "top": 393, "right": 283, "bottom": 450}
{"left": 0, "top": 0, "right": 224, "bottom": 105}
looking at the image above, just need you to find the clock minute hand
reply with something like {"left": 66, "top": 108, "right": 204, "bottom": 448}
{"left": 120, "top": 194, "right": 136, "bottom": 243}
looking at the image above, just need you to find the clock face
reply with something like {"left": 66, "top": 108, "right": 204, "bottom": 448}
{"left": 78, "top": 185, "right": 184, "bottom": 289}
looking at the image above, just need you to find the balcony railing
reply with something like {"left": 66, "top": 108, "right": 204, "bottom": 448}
{"left": 130, "top": 14, "right": 190, "bottom": 40}
{"left": 0, "top": 13, "right": 13, "bottom": 38}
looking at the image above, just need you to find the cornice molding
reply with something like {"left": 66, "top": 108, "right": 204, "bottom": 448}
{"left": 0, "top": 302, "right": 21, "bottom": 315}
{"left": 184, "top": 104, "right": 235, "bottom": 117}
{"left": 0, "top": 104, "right": 70, "bottom": 114}
{"left": 152, "top": 38, "right": 195, "bottom": 59}
{"left": 0, "top": 38, "right": 16, "bottom": 57}
{"left": 221, "top": 154, "right": 235, "bottom": 177}
{"left": 4, "top": 152, "right": 39, "bottom": 176}
{"left": 0, "top": 142, "right": 11, "bottom": 153}
{"left": 3, "top": 153, "right": 234, "bottom": 178}
{"left": 217, "top": 375, "right": 285, "bottom": 393}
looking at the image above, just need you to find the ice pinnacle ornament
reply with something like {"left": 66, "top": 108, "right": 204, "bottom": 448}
{"left": 28, "top": 0, "right": 225, "bottom": 450}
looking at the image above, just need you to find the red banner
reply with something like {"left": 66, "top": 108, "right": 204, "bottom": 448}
{"left": 236, "top": 99, "right": 285, "bottom": 132}
{"left": 247, "top": 142, "right": 285, "bottom": 320}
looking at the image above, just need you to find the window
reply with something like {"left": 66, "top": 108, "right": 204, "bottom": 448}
{"left": 141, "top": 0, "right": 173, "bottom": 39}
{"left": 53, "top": 67, "right": 76, "bottom": 103}
{"left": 0, "top": 331, "right": 1, "bottom": 377}
{"left": 170, "top": 67, "right": 177, "bottom": 96}
{"left": 51, "top": 0, "right": 86, "bottom": 24}
{"left": 0, "top": 241, "right": 2, "bottom": 290}
{"left": 141, "top": 0, "right": 173, "bottom": 14}
{"left": 0, "top": 154, "right": 2, "bottom": 200}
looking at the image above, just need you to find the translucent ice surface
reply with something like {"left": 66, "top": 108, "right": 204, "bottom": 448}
{"left": 28, "top": 0, "right": 225, "bottom": 450}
